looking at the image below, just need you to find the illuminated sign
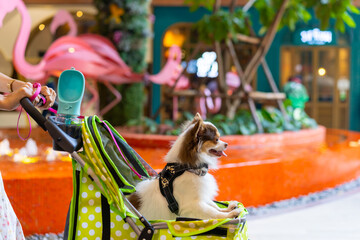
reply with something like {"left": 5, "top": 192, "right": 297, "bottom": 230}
{"left": 294, "top": 28, "right": 336, "bottom": 45}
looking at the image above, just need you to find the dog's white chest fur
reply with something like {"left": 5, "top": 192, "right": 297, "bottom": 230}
{"left": 136, "top": 171, "right": 218, "bottom": 220}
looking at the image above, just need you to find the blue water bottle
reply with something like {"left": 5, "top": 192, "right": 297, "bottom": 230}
{"left": 50, "top": 68, "right": 85, "bottom": 151}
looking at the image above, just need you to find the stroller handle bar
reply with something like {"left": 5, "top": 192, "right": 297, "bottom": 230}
{"left": 20, "top": 97, "right": 81, "bottom": 153}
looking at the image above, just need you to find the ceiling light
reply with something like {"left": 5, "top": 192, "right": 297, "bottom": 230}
{"left": 38, "top": 24, "right": 45, "bottom": 31}
{"left": 318, "top": 68, "right": 326, "bottom": 76}
{"left": 76, "top": 11, "right": 83, "bottom": 18}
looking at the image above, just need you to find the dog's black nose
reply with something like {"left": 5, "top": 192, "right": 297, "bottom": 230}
{"left": 224, "top": 142, "right": 228, "bottom": 148}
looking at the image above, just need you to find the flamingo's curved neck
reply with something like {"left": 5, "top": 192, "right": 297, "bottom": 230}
{"left": 13, "top": 1, "right": 45, "bottom": 81}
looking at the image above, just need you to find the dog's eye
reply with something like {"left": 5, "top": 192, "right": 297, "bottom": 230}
{"left": 216, "top": 138, "right": 219, "bottom": 142}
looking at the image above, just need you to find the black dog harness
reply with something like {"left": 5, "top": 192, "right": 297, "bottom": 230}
{"left": 159, "top": 162, "right": 209, "bottom": 215}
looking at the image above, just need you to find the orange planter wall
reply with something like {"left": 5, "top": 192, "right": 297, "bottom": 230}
{"left": 122, "top": 126, "right": 360, "bottom": 207}
{"left": 0, "top": 128, "right": 73, "bottom": 236}
{"left": 1, "top": 126, "right": 360, "bottom": 235}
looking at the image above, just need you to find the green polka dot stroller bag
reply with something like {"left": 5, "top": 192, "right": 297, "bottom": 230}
{"left": 63, "top": 116, "right": 249, "bottom": 240}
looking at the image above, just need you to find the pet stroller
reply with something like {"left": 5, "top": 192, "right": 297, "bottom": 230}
{"left": 20, "top": 96, "right": 248, "bottom": 240}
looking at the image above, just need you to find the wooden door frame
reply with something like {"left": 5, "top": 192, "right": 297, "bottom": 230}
{"left": 280, "top": 45, "right": 350, "bottom": 129}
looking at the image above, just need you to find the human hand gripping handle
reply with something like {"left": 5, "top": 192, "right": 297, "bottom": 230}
{"left": 20, "top": 85, "right": 81, "bottom": 152}
{"left": 19, "top": 83, "right": 58, "bottom": 130}
{"left": 38, "top": 85, "right": 57, "bottom": 110}
{"left": 18, "top": 83, "right": 57, "bottom": 139}
{"left": 0, "top": 79, "right": 56, "bottom": 111}
{"left": 31, "top": 83, "right": 58, "bottom": 112}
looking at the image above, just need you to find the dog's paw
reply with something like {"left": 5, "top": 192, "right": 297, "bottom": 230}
{"left": 227, "top": 201, "right": 238, "bottom": 211}
{"left": 228, "top": 208, "right": 241, "bottom": 218}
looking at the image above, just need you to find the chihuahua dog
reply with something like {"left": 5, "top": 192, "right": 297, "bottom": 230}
{"left": 128, "top": 113, "right": 240, "bottom": 220}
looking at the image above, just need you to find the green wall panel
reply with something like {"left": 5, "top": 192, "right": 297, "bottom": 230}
{"left": 350, "top": 14, "right": 360, "bottom": 131}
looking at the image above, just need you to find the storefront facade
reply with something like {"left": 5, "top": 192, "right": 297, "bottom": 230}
{"left": 280, "top": 27, "right": 351, "bottom": 129}
{"left": 152, "top": 6, "right": 360, "bottom": 131}
{"left": 267, "top": 18, "right": 360, "bottom": 131}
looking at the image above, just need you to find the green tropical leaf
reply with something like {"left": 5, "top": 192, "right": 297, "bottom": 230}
{"left": 299, "top": 6, "right": 312, "bottom": 22}
{"left": 342, "top": 12, "right": 356, "bottom": 28}
{"left": 258, "top": 26, "right": 268, "bottom": 35}
{"left": 348, "top": 5, "right": 360, "bottom": 14}
{"left": 239, "top": 124, "right": 251, "bottom": 135}
{"left": 219, "top": 122, "right": 232, "bottom": 135}
{"left": 127, "top": 119, "right": 141, "bottom": 126}
{"left": 335, "top": 17, "right": 346, "bottom": 32}
{"left": 164, "top": 119, "right": 174, "bottom": 127}
{"left": 211, "top": 114, "right": 227, "bottom": 123}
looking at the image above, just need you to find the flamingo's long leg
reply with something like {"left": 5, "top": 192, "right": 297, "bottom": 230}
{"left": 172, "top": 96, "right": 179, "bottom": 121}
{"left": 82, "top": 79, "right": 99, "bottom": 115}
{"left": 99, "top": 81, "right": 122, "bottom": 116}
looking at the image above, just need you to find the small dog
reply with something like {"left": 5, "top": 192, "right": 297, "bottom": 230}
{"left": 129, "top": 113, "right": 240, "bottom": 220}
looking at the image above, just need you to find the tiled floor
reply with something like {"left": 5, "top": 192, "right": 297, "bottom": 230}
{"left": 247, "top": 189, "right": 360, "bottom": 240}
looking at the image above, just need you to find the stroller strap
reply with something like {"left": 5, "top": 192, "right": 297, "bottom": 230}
{"left": 158, "top": 162, "right": 208, "bottom": 215}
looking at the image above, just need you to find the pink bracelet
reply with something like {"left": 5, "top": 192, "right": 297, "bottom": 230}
{"left": 29, "top": 83, "right": 41, "bottom": 102}
{"left": 17, "top": 83, "right": 58, "bottom": 141}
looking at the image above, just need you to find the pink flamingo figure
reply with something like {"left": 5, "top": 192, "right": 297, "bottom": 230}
{"left": 50, "top": 10, "right": 189, "bottom": 90}
{"left": 0, "top": 0, "right": 46, "bottom": 81}
{"left": 49, "top": 11, "right": 190, "bottom": 92}
{"left": 50, "top": 9, "right": 78, "bottom": 37}
{"left": 147, "top": 45, "right": 190, "bottom": 120}
{"left": 147, "top": 45, "right": 189, "bottom": 88}
{"left": 0, "top": 0, "right": 133, "bottom": 115}
{"left": 0, "top": 1, "right": 189, "bottom": 116}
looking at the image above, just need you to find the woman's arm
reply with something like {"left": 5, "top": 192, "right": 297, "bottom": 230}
{"left": 0, "top": 73, "right": 56, "bottom": 111}
{"left": 0, "top": 82, "right": 35, "bottom": 110}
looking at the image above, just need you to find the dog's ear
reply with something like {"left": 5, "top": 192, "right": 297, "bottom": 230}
{"left": 181, "top": 113, "right": 203, "bottom": 133}
{"left": 190, "top": 114, "right": 203, "bottom": 142}
{"left": 192, "top": 112, "right": 203, "bottom": 124}
{"left": 181, "top": 115, "right": 204, "bottom": 164}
